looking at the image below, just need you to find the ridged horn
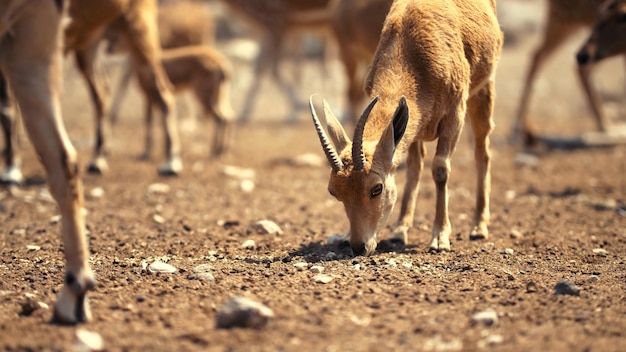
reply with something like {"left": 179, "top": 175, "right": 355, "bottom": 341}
{"left": 309, "top": 95, "right": 344, "bottom": 173}
{"left": 352, "top": 96, "right": 379, "bottom": 171}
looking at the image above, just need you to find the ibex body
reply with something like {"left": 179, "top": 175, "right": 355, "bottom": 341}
{"left": 310, "top": 0, "right": 502, "bottom": 255}
{"left": 0, "top": 0, "right": 95, "bottom": 323}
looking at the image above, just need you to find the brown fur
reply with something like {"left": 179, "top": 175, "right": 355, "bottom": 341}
{"left": 310, "top": 0, "right": 502, "bottom": 255}
{"left": 0, "top": 0, "right": 95, "bottom": 323}
{"left": 577, "top": 0, "right": 626, "bottom": 65}
{"left": 513, "top": 0, "right": 611, "bottom": 146}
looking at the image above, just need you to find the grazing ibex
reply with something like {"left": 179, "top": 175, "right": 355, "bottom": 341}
{"left": 577, "top": 0, "right": 626, "bottom": 67}
{"left": 0, "top": 0, "right": 95, "bottom": 323}
{"left": 310, "top": 0, "right": 502, "bottom": 255}
{"left": 513, "top": 0, "right": 611, "bottom": 146}
{"left": 65, "top": 0, "right": 181, "bottom": 175}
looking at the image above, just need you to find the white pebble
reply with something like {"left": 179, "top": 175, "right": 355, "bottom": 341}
{"left": 49, "top": 215, "right": 61, "bottom": 225}
{"left": 152, "top": 214, "right": 165, "bottom": 224}
{"left": 505, "top": 190, "right": 516, "bottom": 201}
{"left": 147, "top": 183, "right": 170, "bottom": 195}
{"left": 89, "top": 187, "right": 105, "bottom": 199}
{"left": 220, "top": 165, "right": 256, "bottom": 180}
{"left": 504, "top": 248, "right": 515, "bottom": 255}
{"left": 241, "top": 239, "right": 256, "bottom": 249}
{"left": 75, "top": 328, "right": 104, "bottom": 351}
{"left": 592, "top": 248, "right": 608, "bottom": 256}
{"left": 252, "top": 220, "right": 283, "bottom": 235}
{"left": 312, "top": 274, "right": 334, "bottom": 284}
{"left": 148, "top": 261, "right": 177, "bottom": 274}
{"left": 510, "top": 230, "right": 523, "bottom": 239}
{"left": 471, "top": 309, "right": 499, "bottom": 326}
{"left": 309, "top": 266, "right": 325, "bottom": 274}
{"left": 239, "top": 179, "right": 255, "bottom": 192}
{"left": 293, "top": 262, "right": 309, "bottom": 271}
{"left": 26, "top": 245, "right": 40, "bottom": 251}
{"left": 216, "top": 296, "right": 274, "bottom": 329}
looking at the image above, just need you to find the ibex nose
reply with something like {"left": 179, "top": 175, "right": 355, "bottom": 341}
{"left": 576, "top": 50, "right": 591, "bottom": 65}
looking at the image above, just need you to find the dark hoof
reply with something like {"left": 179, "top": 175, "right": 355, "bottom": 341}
{"left": 86, "top": 164, "right": 104, "bottom": 175}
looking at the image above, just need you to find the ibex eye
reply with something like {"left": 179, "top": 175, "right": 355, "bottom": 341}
{"left": 370, "top": 184, "right": 383, "bottom": 198}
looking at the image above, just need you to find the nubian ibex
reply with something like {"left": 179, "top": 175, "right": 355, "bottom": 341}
{"left": 0, "top": 0, "right": 95, "bottom": 323}
{"left": 577, "top": 0, "right": 626, "bottom": 67}
{"left": 310, "top": 0, "right": 502, "bottom": 255}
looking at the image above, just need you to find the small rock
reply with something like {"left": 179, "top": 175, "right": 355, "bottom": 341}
{"left": 147, "top": 183, "right": 170, "bottom": 195}
{"left": 293, "top": 262, "right": 309, "bottom": 271}
{"left": 312, "top": 274, "right": 334, "bottom": 284}
{"left": 11, "top": 228, "right": 26, "bottom": 236}
{"left": 89, "top": 187, "right": 105, "bottom": 199}
{"left": 221, "top": 165, "right": 256, "bottom": 180}
{"left": 309, "top": 265, "right": 324, "bottom": 274}
{"left": 478, "top": 334, "right": 504, "bottom": 348}
{"left": 588, "top": 275, "right": 599, "bottom": 283}
{"left": 193, "top": 264, "right": 213, "bottom": 273}
{"left": 555, "top": 280, "right": 580, "bottom": 296}
{"left": 471, "top": 309, "right": 499, "bottom": 327}
{"left": 188, "top": 272, "right": 215, "bottom": 281}
{"left": 592, "top": 248, "right": 608, "bottom": 256}
{"left": 148, "top": 261, "right": 177, "bottom": 274}
{"left": 19, "top": 298, "right": 45, "bottom": 317}
{"left": 514, "top": 152, "right": 538, "bottom": 167}
{"left": 152, "top": 214, "right": 165, "bottom": 224}
{"left": 504, "top": 248, "right": 515, "bottom": 255}
{"left": 324, "top": 251, "right": 337, "bottom": 260}
{"left": 509, "top": 230, "right": 523, "bottom": 239}
{"left": 241, "top": 239, "right": 256, "bottom": 250}
{"left": 252, "top": 220, "right": 283, "bottom": 235}
{"left": 216, "top": 296, "right": 274, "bottom": 329}
{"left": 526, "top": 281, "right": 538, "bottom": 293}
{"left": 26, "top": 245, "right": 40, "bottom": 251}
{"left": 49, "top": 215, "right": 61, "bottom": 225}
{"left": 75, "top": 328, "right": 104, "bottom": 351}
{"left": 239, "top": 180, "right": 255, "bottom": 192}
{"left": 505, "top": 190, "right": 516, "bottom": 201}
{"left": 423, "top": 335, "right": 463, "bottom": 352}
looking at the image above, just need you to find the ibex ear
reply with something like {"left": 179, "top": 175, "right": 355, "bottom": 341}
{"left": 377, "top": 96, "right": 409, "bottom": 168}
{"left": 323, "top": 99, "right": 351, "bottom": 152}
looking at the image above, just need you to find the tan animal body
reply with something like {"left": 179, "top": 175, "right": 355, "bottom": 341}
{"left": 0, "top": 0, "right": 95, "bottom": 323}
{"left": 141, "top": 45, "right": 234, "bottom": 159}
{"left": 310, "top": 0, "right": 502, "bottom": 255}
{"left": 64, "top": 0, "right": 181, "bottom": 175}
{"left": 513, "top": 0, "right": 611, "bottom": 146}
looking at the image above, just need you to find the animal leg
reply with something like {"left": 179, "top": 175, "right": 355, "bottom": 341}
{"left": 74, "top": 41, "right": 109, "bottom": 174}
{"left": 576, "top": 64, "right": 609, "bottom": 132}
{"left": 238, "top": 37, "right": 273, "bottom": 123}
{"left": 108, "top": 57, "right": 133, "bottom": 125}
{"left": 467, "top": 80, "right": 495, "bottom": 240}
{"left": 0, "top": 72, "right": 22, "bottom": 184}
{"left": 391, "top": 140, "right": 425, "bottom": 245}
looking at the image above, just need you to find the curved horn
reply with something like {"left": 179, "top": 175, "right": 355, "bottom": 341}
{"left": 309, "top": 95, "right": 344, "bottom": 172}
{"left": 352, "top": 96, "right": 379, "bottom": 171}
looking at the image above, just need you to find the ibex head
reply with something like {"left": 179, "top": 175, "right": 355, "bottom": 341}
{"left": 577, "top": 0, "right": 626, "bottom": 66}
{"left": 309, "top": 95, "right": 409, "bottom": 256}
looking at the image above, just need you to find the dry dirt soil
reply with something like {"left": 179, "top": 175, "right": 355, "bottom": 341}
{"left": 1, "top": 2, "right": 625, "bottom": 351}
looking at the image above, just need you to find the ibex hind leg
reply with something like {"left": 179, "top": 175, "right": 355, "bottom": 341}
{"left": 467, "top": 80, "right": 495, "bottom": 241}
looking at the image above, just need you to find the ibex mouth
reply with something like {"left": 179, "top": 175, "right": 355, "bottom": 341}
{"left": 350, "top": 238, "right": 378, "bottom": 256}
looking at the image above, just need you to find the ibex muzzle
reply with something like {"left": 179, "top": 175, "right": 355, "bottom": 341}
{"left": 310, "top": 95, "right": 408, "bottom": 256}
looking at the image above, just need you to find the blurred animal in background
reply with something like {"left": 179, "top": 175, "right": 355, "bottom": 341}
{"left": 107, "top": 0, "right": 216, "bottom": 124}
{"left": 309, "top": 0, "right": 503, "bottom": 255}
{"left": 64, "top": 0, "right": 182, "bottom": 175}
{"left": 512, "top": 0, "right": 622, "bottom": 147}
{"left": 0, "top": 0, "right": 96, "bottom": 323}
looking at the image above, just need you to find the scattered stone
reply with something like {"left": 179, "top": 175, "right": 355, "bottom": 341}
{"left": 221, "top": 165, "right": 256, "bottom": 180}
{"left": 188, "top": 265, "right": 215, "bottom": 281}
{"left": 147, "top": 183, "right": 170, "bottom": 195}
{"left": 478, "top": 334, "right": 504, "bottom": 348}
{"left": 353, "top": 264, "right": 362, "bottom": 270}
{"left": 152, "top": 214, "right": 165, "bottom": 224}
{"left": 592, "top": 248, "right": 608, "bottom": 256}
{"left": 148, "top": 261, "right": 177, "bottom": 274}
{"left": 505, "top": 190, "right": 516, "bottom": 201}
{"left": 239, "top": 179, "right": 255, "bottom": 193}
{"left": 49, "top": 215, "right": 61, "bottom": 225}
{"left": 514, "top": 152, "right": 538, "bottom": 167}
{"left": 37, "top": 189, "right": 54, "bottom": 203}
{"left": 471, "top": 309, "right": 499, "bottom": 327}
{"left": 504, "top": 248, "right": 515, "bottom": 255}
{"left": 216, "top": 296, "right": 274, "bottom": 329}
{"left": 309, "top": 265, "right": 324, "bottom": 274}
{"left": 19, "top": 297, "right": 48, "bottom": 317}
{"left": 526, "top": 281, "right": 538, "bottom": 293}
{"left": 588, "top": 275, "right": 599, "bottom": 283}
{"left": 423, "top": 335, "right": 463, "bottom": 352}
{"left": 26, "top": 245, "right": 40, "bottom": 251}
{"left": 75, "top": 328, "right": 104, "bottom": 351}
{"left": 89, "top": 187, "right": 105, "bottom": 199}
{"left": 252, "top": 220, "right": 283, "bottom": 235}
{"left": 312, "top": 274, "right": 334, "bottom": 284}
{"left": 293, "top": 262, "right": 309, "bottom": 271}
{"left": 509, "top": 229, "right": 523, "bottom": 239}
{"left": 241, "top": 239, "right": 256, "bottom": 250}
{"left": 555, "top": 280, "right": 580, "bottom": 296}
{"left": 11, "top": 228, "right": 26, "bottom": 236}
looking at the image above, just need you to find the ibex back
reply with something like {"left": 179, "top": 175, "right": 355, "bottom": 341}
{"left": 310, "top": 0, "right": 502, "bottom": 255}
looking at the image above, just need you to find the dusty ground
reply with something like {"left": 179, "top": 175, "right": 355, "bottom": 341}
{"left": 1, "top": 1, "right": 625, "bottom": 351}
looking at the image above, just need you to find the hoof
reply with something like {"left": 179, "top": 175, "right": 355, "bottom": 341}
{"left": 469, "top": 226, "right": 489, "bottom": 241}
{"left": 429, "top": 235, "right": 451, "bottom": 253}
{"left": 52, "top": 271, "right": 96, "bottom": 325}
{"left": 1, "top": 166, "right": 23, "bottom": 185}
{"left": 158, "top": 157, "right": 182, "bottom": 177}
{"left": 86, "top": 158, "right": 109, "bottom": 175}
